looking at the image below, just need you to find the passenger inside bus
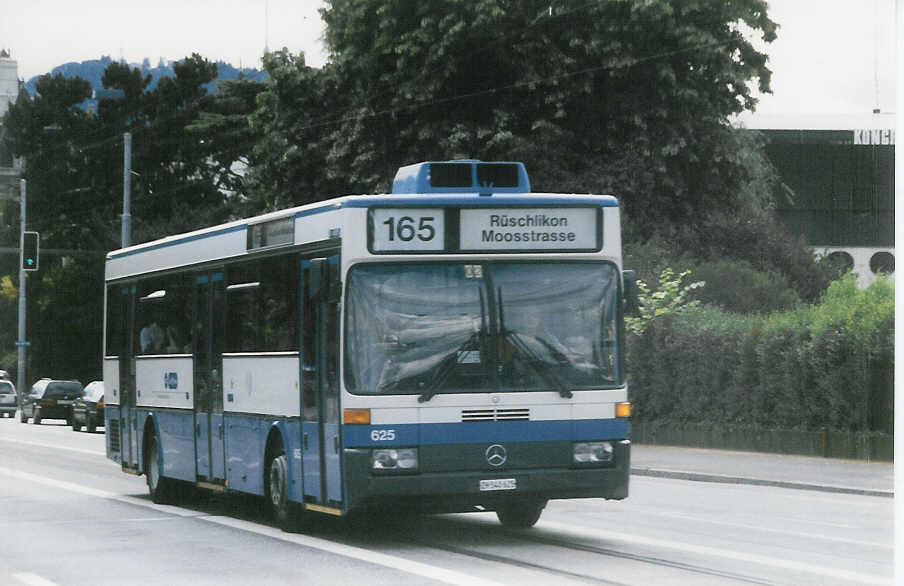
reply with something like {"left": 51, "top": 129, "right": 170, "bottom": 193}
{"left": 140, "top": 320, "right": 164, "bottom": 353}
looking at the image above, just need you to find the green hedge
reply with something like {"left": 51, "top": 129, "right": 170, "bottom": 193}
{"left": 627, "top": 275, "right": 894, "bottom": 433}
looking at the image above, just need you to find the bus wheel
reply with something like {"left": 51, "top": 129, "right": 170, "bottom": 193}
{"left": 267, "top": 448, "right": 303, "bottom": 532}
{"left": 496, "top": 499, "right": 547, "bottom": 528}
{"left": 146, "top": 433, "right": 178, "bottom": 504}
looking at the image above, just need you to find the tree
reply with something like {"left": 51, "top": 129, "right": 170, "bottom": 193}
{"left": 2, "top": 55, "right": 252, "bottom": 384}
{"left": 244, "top": 50, "right": 347, "bottom": 210}
{"left": 4, "top": 74, "right": 96, "bottom": 246}
{"left": 309, "top": 0, "right": 777, "bottom": 232}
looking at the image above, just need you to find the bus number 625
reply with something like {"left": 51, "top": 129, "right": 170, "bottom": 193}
{"left": 371, "top": 429, "right": 396, "bottom": 441}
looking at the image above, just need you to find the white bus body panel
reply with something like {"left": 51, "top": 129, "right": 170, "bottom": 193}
{"left": 135, "top": 356, "right": 193, "bottom": 409}
{"left": 222, "top": 354, "right": 301, "bottom": 417}
{"left": 103, "top": 358, "right": 120, "bottom": 406}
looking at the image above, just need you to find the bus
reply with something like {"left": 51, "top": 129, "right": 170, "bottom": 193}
{"left": 104, "top": 160, "right": 637, "bottom": 530}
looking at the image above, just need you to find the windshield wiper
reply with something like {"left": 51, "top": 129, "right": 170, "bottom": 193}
{"left": 497, "top": 288, "right": 573, "bottom": 399}
{"left": 501, "top": 330, "right": 573, "bottom": 399}
{"left": 416, "top": 330, "right": 481, "bottom": 403}
{"left": 418, "top": 289, "right": 488, "bottom": 403}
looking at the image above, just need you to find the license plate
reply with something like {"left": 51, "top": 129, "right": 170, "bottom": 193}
{"left": 479, "top": 478, "right": 516, "bottom": 491}
{"left": 57, "top": 400, "right": 73, "bottom": 405}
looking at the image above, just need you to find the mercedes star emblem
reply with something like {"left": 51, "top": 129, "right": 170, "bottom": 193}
{"left": 485, "top": 444, "right": 507, "bottom": 467}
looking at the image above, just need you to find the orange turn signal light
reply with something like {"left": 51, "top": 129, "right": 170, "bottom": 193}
{"left": 615, "top": 402, "right": 631, "bottom": 418}
{"left": 343, "top": 408, "right": 371, "bottom": 425}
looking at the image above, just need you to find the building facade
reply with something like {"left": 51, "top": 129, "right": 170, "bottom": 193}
{"left": 0, "top": 49, "right": 22, "bottom": 222}
{"left": 747, "top": 114, "right": 895, "bottom": 287}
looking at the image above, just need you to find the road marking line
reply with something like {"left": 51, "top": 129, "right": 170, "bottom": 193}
{"left": 536, "top": 519, "right": 890, "bottom": 585}
{"left": 13, "top": 572, "right": 60, "bottom": 586}
{"left": 0, "top": 466, "right": 506, "bottom": 586}
{"left": 656, "top": 510, "right": 892, "bottom": 550}
{"left": 0, "top": 436, "right": 104, "bottom": 456}
{"left": 201, "top": 515, "right": 509, "bottom": 586}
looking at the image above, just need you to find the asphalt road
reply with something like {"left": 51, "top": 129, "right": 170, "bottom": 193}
{"left": 0, "top": 418, "right": 893, "bottom": 586}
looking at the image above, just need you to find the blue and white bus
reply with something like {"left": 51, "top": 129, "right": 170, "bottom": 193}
{"left": 104, "top": 160, "right": 636, "bottom": 529}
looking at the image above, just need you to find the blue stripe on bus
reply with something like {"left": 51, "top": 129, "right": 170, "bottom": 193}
{"left": 342, "top": 194, "right": 619, "bottom": 208}
{"left": 343, "top": 418, "right": 629, "bottom": 448}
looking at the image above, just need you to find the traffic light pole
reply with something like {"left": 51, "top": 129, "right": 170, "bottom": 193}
{"left": 17, "top": 179, "right": 26, "bottom": 403}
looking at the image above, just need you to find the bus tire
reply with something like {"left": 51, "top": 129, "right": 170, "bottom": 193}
{"left": 145, "top": 432, "right": 178, "bottom": 504}
{"left": 495, "top": 499, "right": 547, "bottom": 528}
{"left": 267, "top": 447, "right": 303, "bottom": 532}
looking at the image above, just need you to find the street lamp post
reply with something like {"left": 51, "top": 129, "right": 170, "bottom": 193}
{"left": 16, "top": 179, "right": 26, "bottom": 403}
{"left": 122, "top": 131, "right": 131, "bottom": 248}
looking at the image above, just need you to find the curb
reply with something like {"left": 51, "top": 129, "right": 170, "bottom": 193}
{"left": 631, "top": 467, "right": 894, "bottom": 498}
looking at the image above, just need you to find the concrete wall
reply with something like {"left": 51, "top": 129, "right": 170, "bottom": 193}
{"left": 814, "top": 246, "right": 895, "bottom": 287}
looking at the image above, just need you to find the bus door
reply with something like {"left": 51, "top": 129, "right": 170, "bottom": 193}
{"left": 193, "top": 271, "right": 226, "bottom": 484}
{"left": 116, "top": 284, "right": 139, "bottom": 472}
{"left": 300, "top": 256, "right": 342, "bottom": 507}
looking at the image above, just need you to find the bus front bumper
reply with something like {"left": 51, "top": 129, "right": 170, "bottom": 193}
{"left": 342, "top": 440, "right": 630, "bottom": 514}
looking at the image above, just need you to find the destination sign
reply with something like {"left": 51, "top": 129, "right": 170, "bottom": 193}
{"left": 459, "top": 208, "right": 599, "bottom": 251}
{"left": 247, "top": 217, "right": 294, "bottom": 250}
{"left": 367, "top": 206, "right": 601, "bottom": 253}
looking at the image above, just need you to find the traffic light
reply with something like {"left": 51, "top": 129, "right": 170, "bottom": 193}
{"left": 22, "top": 231, "right": 39, "bottom": 271}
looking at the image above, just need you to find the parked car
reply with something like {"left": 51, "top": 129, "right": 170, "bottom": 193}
{"left": 20, "top": 379, "right": 84, "bottom": 425}
{"left": 72, "top": 381, "right": 104, "bottom": 433}
{"left": 0, "top": 379, "right": 16, "bottom": 418}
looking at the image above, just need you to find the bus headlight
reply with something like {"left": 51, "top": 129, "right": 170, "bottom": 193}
{"left": 573, "top": 441, "right": 615, "bottom": 465}
{"left": 372, "top": 448, "right": 419, "bottom": 473}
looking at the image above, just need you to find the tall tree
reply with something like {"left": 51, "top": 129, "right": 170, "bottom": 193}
{"left": 244, "top": 50, "right": 347, "bottom": 210}
{"left": 2, "top": 55, "right": 252, "bottom": 384}
{"left": 311, "top": 0, "right": 777, "bottom": 231}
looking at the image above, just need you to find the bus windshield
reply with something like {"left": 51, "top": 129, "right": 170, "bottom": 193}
{"left": 344, "top": 262, "right": 621, "bottom": 396}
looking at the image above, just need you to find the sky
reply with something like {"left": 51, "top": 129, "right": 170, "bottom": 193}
{"left": 0, "top": 0, "right": 896, "bottom": 124}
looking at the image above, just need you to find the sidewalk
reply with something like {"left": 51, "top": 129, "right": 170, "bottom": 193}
{"left": 631, "top": 444, "right": 894, "bottom": 497}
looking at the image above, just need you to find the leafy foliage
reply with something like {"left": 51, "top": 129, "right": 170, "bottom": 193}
{"left": 2, "top": 54, "right": 256, "bottom": 383}
{"left": 629, "top": 275, "right": 894, "bottom": 433}
{"left": 625, "top": 268, "right": 704, "bottom": 334}
{"left": 247, "top": 0, "right": 778, "bottom": 232}
{"left": 689, "top": 259, "right": 800, "bottom": 314}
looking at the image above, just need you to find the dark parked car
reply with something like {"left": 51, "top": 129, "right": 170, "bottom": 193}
{"left": 0, "top": 379, "right": 16, "bottom": 418}
{"left": 20, "top": 379, "right": 84, "bottom": 425}
{"left": 72, "top": 380, "right": 104, "bottom": 433}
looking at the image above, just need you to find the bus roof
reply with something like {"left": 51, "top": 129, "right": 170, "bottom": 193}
{"left": 106, "top": 191, "right": 618, "bottom": 261}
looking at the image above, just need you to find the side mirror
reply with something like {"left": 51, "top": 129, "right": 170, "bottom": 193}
{"left": 623, "top": 270, "right": 641, "bottom": 317}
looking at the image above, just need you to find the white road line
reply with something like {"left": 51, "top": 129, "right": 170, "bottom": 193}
{"left": 0, "top": 466, "right": 506, "bottom": 586}
{"left": 656, "top": 510, "right": 892, "bottom": 550}
{"left": 12, "top": 572, "right": 60, "bottom": 586}
{"left": 0, "top": 436, "right": 104, "bottom": 456}
{"left": 201, "top": 515, "right": 511, "bottom": 586}
{"left": 535, "top": 519, "right": 890, "bottom": 585}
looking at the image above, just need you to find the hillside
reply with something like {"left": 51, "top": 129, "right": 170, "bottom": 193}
{"left": 24, "top": 56, "right": 268, "bottom": 100}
